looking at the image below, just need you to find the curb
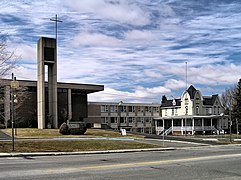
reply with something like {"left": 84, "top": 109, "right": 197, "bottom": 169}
{"left": 0, "top": 148, "right": 175, "bottom": 158}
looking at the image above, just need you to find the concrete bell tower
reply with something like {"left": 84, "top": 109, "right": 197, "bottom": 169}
{"left": 37, "top": 37, "right": 58, "bottom": 129}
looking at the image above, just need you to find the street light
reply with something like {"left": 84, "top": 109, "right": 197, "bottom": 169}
{"left": 10, "top": 73, "right": 19, "bottom": 151}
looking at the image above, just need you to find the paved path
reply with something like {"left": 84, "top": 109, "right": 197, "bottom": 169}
{"left": 0, "top": 130, "right": 11, "bottom": 140}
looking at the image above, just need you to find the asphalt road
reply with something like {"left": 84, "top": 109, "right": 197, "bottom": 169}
{"left": 0, "top": 145, "right": 241, "bottom": 180}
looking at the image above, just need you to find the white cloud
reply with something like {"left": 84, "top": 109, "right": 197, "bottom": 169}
{"left": 14, "top": 44, "right": 36, "bottom": 61}
{"left": 63, "top": 0, "right": 150, "bottom": 26}
{"left": 124, "top": 30, "right": 155, "bottom": 41}
{"left": 89, "top": 85, "right": 170, "bottom": 103}
{"left": 72, "top": 32, "right": 123, "bottom": 47}
{"left": 164, "top": 79, "right": 186, "bottom": 90}
{"left": 2, "top": 0, "right": 241, "bottom": 103}
{"left": 144, "top": 69, "right": 163, "bottom": 79}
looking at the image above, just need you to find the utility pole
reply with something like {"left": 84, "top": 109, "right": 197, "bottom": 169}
{"left": 11, "top": 73, "right": 14, "bottom": 151}
{"left": 236, "top": 118, "right": 239, "bottom": 139}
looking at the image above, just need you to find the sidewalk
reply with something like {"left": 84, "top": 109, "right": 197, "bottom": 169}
{"left": 0, "top": 130, "right": 11, "bottom": 140}
{"left": 0, "top": 147, "right": 175, "bottom": 158}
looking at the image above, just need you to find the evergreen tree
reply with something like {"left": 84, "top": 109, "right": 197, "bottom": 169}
{"left": 161, "top": 95, "right": 167, "bottom": 104}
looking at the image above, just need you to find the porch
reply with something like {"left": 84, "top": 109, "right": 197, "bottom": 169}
{"left": 155, "top": 115, "right": 227, "bottom": 136}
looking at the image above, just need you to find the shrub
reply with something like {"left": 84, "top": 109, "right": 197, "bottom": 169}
{"left": 59, "top": 122, "right": 70, "bottom": 135}
{"left": 69, "top": 123, "right": 87, "bottom": 135}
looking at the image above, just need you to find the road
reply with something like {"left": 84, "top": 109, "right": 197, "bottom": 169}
{"left": 0, "top": 145, "right": 241, "bottom": 180}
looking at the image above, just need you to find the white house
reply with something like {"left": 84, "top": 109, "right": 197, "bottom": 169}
{"left": 155, "top": 85, "right": 229, "bottom": 135}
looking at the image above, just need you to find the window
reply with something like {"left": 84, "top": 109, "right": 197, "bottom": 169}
{"left": 196, "top": 106, "right": 199, "bottom": 115}
{"left": 153, "top": 107, "right": 160, "bottom": 113}
{"left": 110, "top": 105, "right": 117, "bottom": 112}
{"left": 145, "top": 106, "right": 149, "bottom": 112}
{"left": 145, "top": 117, "right": 151, "bottom": 123}
{"left": 101, "top": 117, "right": 108, "bottom": 124}
{"left": 206, "top": 107, "right": 212, "bottom": 115}
{"left": 120, "top": 106, "right": 126, "bottom": 112}
{"left": 185, "top": 106, "right": 188, "bottom": 115}
{"left": 101, "top": 105, "right": 108, "bottom": 112}
{"left": 128, "top": 117, "right": 135, "bottom": 123}
{"left": 165, "top": 109, "right": 167, "bottom": 116}
{"left": 120, "top": 117, "right": 126, "bottom": 123}
{"left": 111, "top": 117, "right": 117, "bottom": 123}
{"left": 128, "top": 106, "right": 135, "bottom": 112}
{"left": 141, "top": 117, "right": 144, "bottom": 123}
{"left": 138, "top": 107, "right": 144, "bottom": 112}
{"left": 172, "top": 108, "right": 174, "bottom": 115}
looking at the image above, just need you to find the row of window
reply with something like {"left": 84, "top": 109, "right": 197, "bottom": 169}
{"left": 101, "top": 105, "right": 160, "bottom": 113}
{"left": 101, "top": 117, "right": 153, "bottom": 124}
{"left": 165, "top": 106, "right": 222, "bottom": 116}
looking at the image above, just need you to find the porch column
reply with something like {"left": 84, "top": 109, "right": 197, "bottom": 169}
{"left": 211, "top": 118, "right": 213, "bottom": 134}
{"left": 202, "top": 118, "right": 204, "bottom": 131}
{"left": 181, "top": 119, "right": 184, "bottom": 135}
{"left": 192, "top": 118, "right": 195, "bottom": 135}
{"left": 172, "top": 119, "right": 173, "bottom": 134}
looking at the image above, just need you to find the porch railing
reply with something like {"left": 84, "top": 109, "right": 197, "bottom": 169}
{"left": 157, "top": 126, "right": 219, "bottom": 132}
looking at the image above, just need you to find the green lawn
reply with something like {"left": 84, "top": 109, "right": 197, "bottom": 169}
{"left": 0, "top": 128, "right": 155, "bottom": 153}
{"left": 0, "top": 140, "right": 161, "bottom": 153}
{"left": 2, "top": 128, "right": 144, "bottom": 139}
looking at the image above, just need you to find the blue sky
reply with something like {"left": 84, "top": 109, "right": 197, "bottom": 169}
{"left": 1, "top": 0, "right": 241, "bottom": 103}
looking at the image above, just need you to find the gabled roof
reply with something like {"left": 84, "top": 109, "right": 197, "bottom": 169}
{"left": 203, "top": 94, "right": 218, "bottom": 106}
{"left": 187, "top": 85, "right": 197, "bottom": 99}
{"left": 161, "top": 98, "right": 181, "bottom": 107}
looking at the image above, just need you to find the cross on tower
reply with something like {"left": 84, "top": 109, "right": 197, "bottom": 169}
{"left": 50, "top": 14, "right": 62, "bottom": 42}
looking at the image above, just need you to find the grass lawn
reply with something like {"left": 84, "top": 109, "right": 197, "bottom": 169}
{"left": 0, "top": 140, "right": 161, "bottom": 153}
{"left": 0, "top": 128, "right": 155, "bottom": 153}
{"left": 2, "top": 128, "right": 144, "bottom": 139}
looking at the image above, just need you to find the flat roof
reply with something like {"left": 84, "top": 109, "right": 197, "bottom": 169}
{"left": 154, "top": 114, "right": 228, "bottom": 120}
{"left": 0, "top": 79, "right": 104, "bottom": 94}
{"left": 89, "top": 102, "right": 160, "bottom": 106}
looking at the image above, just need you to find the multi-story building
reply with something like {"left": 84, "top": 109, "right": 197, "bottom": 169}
{"left": 86, "top": 102, "right": 161, "bottom": 134}
{"left": 155, "top": 85, "right": 228, "bottom": 135}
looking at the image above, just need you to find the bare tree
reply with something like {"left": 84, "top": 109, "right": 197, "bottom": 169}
{"left": 0, "top": 34, "right": 18, "bottom": 127}
{"left": 0, "top": 35, "right": 17, "bottom": 77}
{"left": 220, "top": 86, "right": 236, "bottom": 114}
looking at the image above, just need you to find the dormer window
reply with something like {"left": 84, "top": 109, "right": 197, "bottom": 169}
{"left": 172, "top": 99, "right": 176, "bottom": 106}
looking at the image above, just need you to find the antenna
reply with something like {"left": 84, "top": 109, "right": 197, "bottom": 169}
{"left": 185, "top": 61, "right": 188, "bottom": 90}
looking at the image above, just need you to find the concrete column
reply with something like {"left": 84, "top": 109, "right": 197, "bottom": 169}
{"left": 49, "top": 62, "right": 58, "bottom": 128}
{"left": 37, "top": 37, "right": 58, "bottom": 129}
{"left": 211, "top": 118, "right": 213, "bottom": 134}
{"left": 37, "top": 38, "right": 46, "bottom": 129}
{"left": 67, "top": 88, "right": 72, "bottom": 120}
{"left": 202, "top": 118, "right": 204, "bottom": 131}
{"left": 4, "top": 86, "right": 10, "bottom": 128}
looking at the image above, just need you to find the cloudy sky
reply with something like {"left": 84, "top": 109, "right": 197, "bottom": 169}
{"left": 1, "top": 0, "right": 241, "bottom": 103}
